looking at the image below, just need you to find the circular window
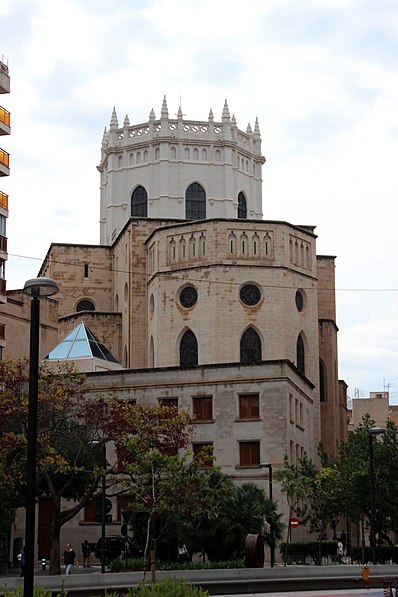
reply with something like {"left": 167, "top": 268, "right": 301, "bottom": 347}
{"left": 240, "top": 284, "right": 261, "bottom": 306}
{"left": 295, "top": 290, "right": 305, "bottom": 312}
{"left": 179, "top": 286, "right": 198, "bottom": 308}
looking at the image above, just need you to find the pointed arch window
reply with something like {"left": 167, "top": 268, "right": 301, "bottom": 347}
{"left": 186, "top": 183, "right": 206, "bottom": 220}
{"left": 180, "top": 330, "right": 198, "bottom": 367}
{"left": 131, "top": 185, "right": 148, "bottom": 217}
{"left": 240, "top": 328, "right": 261, "bottom": 365}
{"left": 238, "top": 192, "right": 247, "bottom": 219}
{"left": 297, "top": 334, "right": 305, "bottom": 375}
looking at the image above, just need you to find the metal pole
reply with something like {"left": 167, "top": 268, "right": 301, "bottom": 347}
{"left": 369, "top": 432, "right": 377, "bottom": 565}
{"left": 268, "top": 465, "right": 275, "bottom": 568}
{"left": 24, "top": 296, "right": 40, "bottom": 597}
{"left": 101, "top": 443, "right": 106, "bottom": 573}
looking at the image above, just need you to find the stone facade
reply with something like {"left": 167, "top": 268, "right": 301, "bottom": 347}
{"left": 4, "top": 99, "right": 348, "bottom": 559}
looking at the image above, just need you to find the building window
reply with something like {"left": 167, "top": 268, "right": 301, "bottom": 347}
{"left": 239, "top": 394, "right": 259, "bottom": 419}
{"left": 84, "top": 264, "right": 89, "bottom": 278}
{"left": 240, "top": 284, "right": 261, "bottom": 306}
{"left": 179, "top": 286, "right": 198, "bottom": 308}
{"left": 238, "top": 192, "right": 247, "bottom": 219}
{"left": 193, "top": 396, "right": 212, "bottom": 421}
{"left": 76, "top": 299, "right": 95, "bottom": 312}
{"left": 131, "top": 185, "right": 148, "bottom": 217}
{"left": 296, "top": 334, "right": 305, "bottom": 375}
{"left": 239, "top": 441, "right": 260, "bottom": 466}
{"left": 84, "top": 495, "right": 112, "bottom": 523}
{"left": 158, "top": 397, "right": 178, "bottom": 411}
{"left": 295, "top": 290, "right": 305, "bottom": 312}
{"left": 180, "top": 330, "right": 198, "bottom": 367}
{"left": 240, "top": 328, "right": 261, "bottom": 365}
{"left": 185, "top": 182, "right": 206, "bottom": 220}
{"left": 193, "top": 442, "right": 213, "bottom": 468}
{"left": 117, "top": 495, "right": 132, "bottom": 522}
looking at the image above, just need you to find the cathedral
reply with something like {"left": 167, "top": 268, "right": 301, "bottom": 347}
{"left": 4, "top": 97, "right": 348, "bottom": 557}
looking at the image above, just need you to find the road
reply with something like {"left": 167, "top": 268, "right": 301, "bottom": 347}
{"left": 218, "top": 590, "right": 386, "bottom": 597}
{"left": 218, "top": 591, "right": 386, "bottom": 597}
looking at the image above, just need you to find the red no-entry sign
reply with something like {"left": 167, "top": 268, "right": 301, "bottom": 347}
{"left": 290, "top": 517, "right": 300, "bottom": 528}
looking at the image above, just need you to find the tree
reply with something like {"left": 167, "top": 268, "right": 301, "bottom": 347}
{"left": 118, "top": 404, "right": 224, "bottom": 580}
{"left": 0, "top": 358, "right": 133, "bottom": 574}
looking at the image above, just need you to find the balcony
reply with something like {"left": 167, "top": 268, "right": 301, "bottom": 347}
{"left": 0, "top": 235, "right": 7, "bottom": 253}
{"left": 0, "top": 192, "right": 8, "bottom": 210}
{"left": 0, "top": 107, "right": 10, "bottom": 136}
{"left": 0, "top": 148, "right": 9, "bottom": 176}
{"left": 0, "top": 278, "right": 5, "bottom": 295}
{"left": 0, "top": 61, "right": 10, "bottom": 95}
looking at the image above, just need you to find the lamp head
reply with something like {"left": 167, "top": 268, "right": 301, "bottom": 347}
{"left": 369, "top": 427, "right": 385, "bottom": 436}
{"left": 23, "top": 277, "right": 59, "bottom": 298}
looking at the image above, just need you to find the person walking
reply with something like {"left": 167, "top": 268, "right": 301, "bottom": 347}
{"left": 82, "top": 540, "right": 91, "bottom": 567}
{"left": 63, "top": 543, "right": 78, "bottom": 574}
{"left": 19, "top": 546, "right": 26, "bottom": 577}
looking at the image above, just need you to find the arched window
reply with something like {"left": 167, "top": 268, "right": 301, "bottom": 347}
{"left": 319, "top": 360, "right": 326, "bottom": 402}
{"left": 76, "top": 299, "right": 95, "bottom": 312}
{"left": 297, "top": 334, "right": 305, "bottom": 375}
{"left": 238, "top": 192, "right": 247, "bottom": 219}
{"left": 186, "top": 183, "right": 206, "bottom": 220}
{"left": 240, "top": 328, "right": 261, "bottom": 365}
{"left": 131, "top": 185, "right": 148, "bottom": 217}
{"left": 180, "top": 330, "right": 198, "bottom": 367}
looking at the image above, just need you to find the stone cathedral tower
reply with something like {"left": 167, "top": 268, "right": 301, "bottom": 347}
{"left": 98, "top": 97, "right": 264, "bottom": 245}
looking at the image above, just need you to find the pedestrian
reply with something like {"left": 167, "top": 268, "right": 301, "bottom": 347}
{"left": 82, "top": 540, "right": 91, "bottom": 567}
{"left": 337, "top": 540, "right": 344, "bottom": 564}
{"left": 177, "top": 543, "right": 190, "bottom": 563}
{"left": 63, "top": 543, "right": 78, "bottom": 574}
{"left": 19, "top": 546, "right": 26, "bottom": 577}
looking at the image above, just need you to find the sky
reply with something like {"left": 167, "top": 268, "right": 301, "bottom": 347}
{"left": 1, "top": 0, "right": 398, "bottom": 401}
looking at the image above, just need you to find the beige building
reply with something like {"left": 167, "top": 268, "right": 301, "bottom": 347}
{"left": 349, "top": 391, "right": 398, "bottom": 431}
{"left": 5, "top": 98, "right": 348, "bottom": 560}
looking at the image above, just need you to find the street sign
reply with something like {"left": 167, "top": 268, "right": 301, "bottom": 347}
{"left": 121, "top": 510, "right": 132, "bottom": 523}
{"left": 290, "top": 517, "right": 299, "bottom": 528}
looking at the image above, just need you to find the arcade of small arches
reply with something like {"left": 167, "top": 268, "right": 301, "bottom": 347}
{"left": 131, "top": 183, "right": 249, "bottom": 221}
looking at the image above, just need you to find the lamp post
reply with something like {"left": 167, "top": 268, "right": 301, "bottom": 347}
{"left": 101, "top": 442, "right": 106, "bottom": 574}
{"left": 368, "top": 427, "right": 385, "bottom": 566}
{"left": 260, "top": 463, "right": 275, "bottom": 567}
{"left": 23, "top": 277, "right": 59, "bottom": 597}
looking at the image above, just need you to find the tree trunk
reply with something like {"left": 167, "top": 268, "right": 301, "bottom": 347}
{"left": 49, "top": 497, "right": 62, "bottom": 575}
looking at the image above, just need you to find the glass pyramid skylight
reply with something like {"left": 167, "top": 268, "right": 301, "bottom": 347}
{"left": 44, "top": 322, "right": 118, "bottom": 363}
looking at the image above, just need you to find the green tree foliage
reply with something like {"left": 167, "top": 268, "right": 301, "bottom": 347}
{"left": 0, "top": 358, "right": 133, "bottom": 575}
{"left": 118, "top": 404, "right": 225, "bottom": 579}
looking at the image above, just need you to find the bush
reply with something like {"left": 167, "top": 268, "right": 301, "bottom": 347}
{"left": 350, "top": 545, "right": 398, "bottom": 564}
{"left": 279, "top": 540, "right": 338, "bottom": 559}
{"left": 3, "top": 587, "right": 67, "bottom": 597}
{"left": 125, "top": 578, "right": 208, "bottom": 596}
{"left": 109, "top": 557, "right": 245, "bottom": 572}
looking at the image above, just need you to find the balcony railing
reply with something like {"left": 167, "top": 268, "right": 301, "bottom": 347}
{"left": 0, "top": 235, "right": 7, "bottom": 253}
{"left": 0, "top": 148, "right": 9, "bottom": 167}
{"left": 0, "top": 323, "right": 5, "bottom": 340}
{"left": 0, "top": 107, "right": 10, "bottom": 127}
{"left": 0, "top": 192, "right": 7, "bottom": 209}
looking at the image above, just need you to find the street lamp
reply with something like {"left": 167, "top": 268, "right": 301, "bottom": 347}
{"left": 368, "top": 427, "right": 385, "bottom": 566}
{"left": 23, "top": 277, "right": 59, "bottom": 597}
{"left": 260, "top": 463, "right": 275, "bottom": 568}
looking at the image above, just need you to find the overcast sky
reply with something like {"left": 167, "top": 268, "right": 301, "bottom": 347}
{"left": 2, "top": 0, "right": 398, "bottom": 401}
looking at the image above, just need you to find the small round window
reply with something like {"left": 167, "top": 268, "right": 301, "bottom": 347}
{"left": 240, "top": 284, "right": 261, "bottom": 306}
{"left": 295, "top": 290, "right": 305, "bottom": 312}
{"left": 179, "top": 286, "right": 198, "bottom": 308}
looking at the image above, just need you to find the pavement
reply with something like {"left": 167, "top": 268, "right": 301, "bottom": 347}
{"left": 1, "top": 564, "right": 398, "bottom": 596}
